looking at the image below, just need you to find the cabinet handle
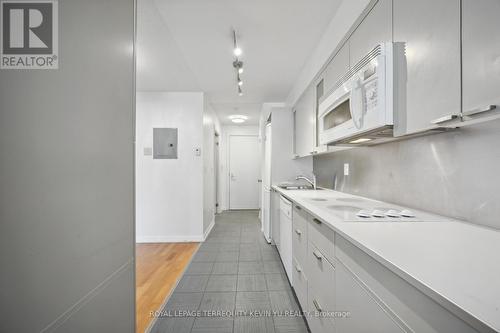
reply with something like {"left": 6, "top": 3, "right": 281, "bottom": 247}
{"left": 295, "top": 205, "right": 301, "bottom": 210}
{"left": 463, "top": 104, "right": 497, "bottom": 117}
{"left": 431, "top": 114, "right": 460, "bottom": 125}
{"left": 295, "top": 229, "right": 302, "bottom": 235}
{"left": 313, "top": 250, "right": 323, "bottom": 260}
{"left": 432, "top": 105, "right": 498, "bottom": 125}
{"left": 313, "top": 218, "right": 322, "bottom": 225}
{"left": 295, "top": 264, "right": 302, "bottom": 272}
{"left": 313, "top": 299, "right": 323, "bottom": 312}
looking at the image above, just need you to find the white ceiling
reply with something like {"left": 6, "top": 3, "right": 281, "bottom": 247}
{"left": 137, "top": 0, "right": 342, "bottom": 125}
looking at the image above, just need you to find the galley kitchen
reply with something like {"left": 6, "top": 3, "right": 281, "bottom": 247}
{"left": 1, "top": 0, "right": 499, "bottom": 332}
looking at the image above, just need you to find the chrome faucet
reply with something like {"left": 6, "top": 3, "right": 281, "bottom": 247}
{"left": 296, "top": 174, "right": 317, "bottom": 190}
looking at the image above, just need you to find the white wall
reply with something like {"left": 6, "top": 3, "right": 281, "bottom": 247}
{"left": 202, "top": 102, "right": 221, "bottom": 236}
{"left": 136, "top": 92, "right": 204, "bottom": 242}
{"left": 219, "top": 125, "right": 260, "bottom": 211}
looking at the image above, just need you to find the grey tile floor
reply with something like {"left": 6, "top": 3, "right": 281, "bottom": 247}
{"left": 149, "top": 210, "right": 308, "bottom": 333}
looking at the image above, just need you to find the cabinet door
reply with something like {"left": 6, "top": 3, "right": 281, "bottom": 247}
{"left": 293, "top": 85, "right": 315, "bottom": 157}
{"left": 349, "top": 0, "right": 392, "bottom": 65}
{"left": 335, "top": 263, "right": 405, "bottom": 333}
{"left": 292, "top": 205, "right": 308, "bottom": 267}
{"left": 393, "top": 0, "right": 460, "bottom": 135}
{"left": 323, "top": 42, "right": 350, "bottom": 95}
{"left": 462, "top": 0, "right": 500, "bottom": 113}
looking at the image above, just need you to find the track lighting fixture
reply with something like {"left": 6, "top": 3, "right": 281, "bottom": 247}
{"left": 232, "top": 30, "right": 245, "bottom": 96}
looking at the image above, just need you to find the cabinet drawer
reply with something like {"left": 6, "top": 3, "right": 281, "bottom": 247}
{"left": 307, "top": 285, "right": 335, "bottom": 333}
{"left": 292, "top": 257, "right": 307, "bottom": 309}
{"left": 335, "top": 235, "right": 477, "bottom": 333}
{"left": 308, "top": 216, "right": 335, "bottom": 264}
{"left": 292, "top": 205, "right": 308, "bottom": 266}
{"left": 307, "top": 243, "right": 335, "bottom": 311}
{"left": 335, "top": 261, "right": 404, "bottom": 333}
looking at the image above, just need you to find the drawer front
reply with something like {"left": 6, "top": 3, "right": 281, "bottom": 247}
{"left": 335, "top": 261, "right": 404, "bottom": 333}
{"left": 307, "top": 285, "right": 336, "bottom": 333}
{"left": 292, "top": 205, "right": 308, "bottom": 266}
{"left": 308, "top": 216, "right": 335, "bottom": 264}
{"left": 307, "top": 243, "right": 335, "bottom": 311}
{"left": 292, "top": 257, "right": 307, "bottom": 309}
{"left": 335, "top": 235, "right": 475, "bottom": 333}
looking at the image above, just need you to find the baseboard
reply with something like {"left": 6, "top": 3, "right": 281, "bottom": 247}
{"left": 136, "top": 235, "right": 204, "bottom": 243}
{"left": 203, "top": 218, "right": 215, "bottom": 241}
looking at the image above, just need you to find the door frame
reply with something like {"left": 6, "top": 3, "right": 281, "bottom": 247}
{"left": 228, "top": 134, "right": 260, "bottom": 210}
{"left": 214, "top": 131, "right": 220, "bottom": 214}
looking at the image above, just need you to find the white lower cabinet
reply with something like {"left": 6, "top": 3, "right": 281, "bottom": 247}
{"left": 292, "top": 205, "right": 308, "bottom": 266}
{"left": 306, "top": 242, "right": 336, "bottom": 333}
{"left": 308, "top": 216, "right": 335, "bottom": 264}
{"left": 307, "top": 285, "right": 336, "bottom": 333}
{"left": 288, "top": 202, "right": 479, "bottom": 333}
{"left": 335, "top": 261, "right": 405, "bottom": 333}
{"left": 335, "top": 235, "right": 478, "bottom": 333}
{"left": 292, "top": 257, "right": 307, "bottom": 307}
{"left": 306, "top": 244, "right": 335, "bottom": 311}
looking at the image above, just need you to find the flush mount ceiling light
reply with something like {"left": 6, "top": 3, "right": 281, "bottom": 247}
{"left": 232, "top": 30, "right": 245, "bottom": 96}
{"left": 231, "top": 118, "right": 245, "bottom": 123}
{"left": 229, "top": 114, "right": 248, "bottom": 123}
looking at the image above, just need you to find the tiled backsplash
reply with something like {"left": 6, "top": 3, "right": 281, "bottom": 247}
{"left": 314, "top": 118, "right": 500, "bottom": 230}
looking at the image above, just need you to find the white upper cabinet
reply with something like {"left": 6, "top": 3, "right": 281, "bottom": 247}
{"left": 323, "top": 42, "right": 350, "bottom": 96}
{"left": 293, "top": 85, "right": 316, "bottom": 157}
{"left": 349, "top": 0, "right": 392, "bottom": 66}
{"left": 462, "top": 0, "right": 500, "bottom": 113}
{"left": 393, "top": 0, "right": 461, "bottom": 135}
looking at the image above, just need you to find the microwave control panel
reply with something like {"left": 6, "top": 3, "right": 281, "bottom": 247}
{"left": 364, "top": 79, "right": 378, "bottom": 112}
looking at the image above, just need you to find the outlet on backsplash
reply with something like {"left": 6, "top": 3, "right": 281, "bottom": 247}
{"left": 344, "top": 163, "right": 349, "bottom": 176}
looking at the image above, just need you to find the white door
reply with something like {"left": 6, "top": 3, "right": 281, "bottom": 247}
{"left": 229, "top": 135, "right": 260, "bottom": 209}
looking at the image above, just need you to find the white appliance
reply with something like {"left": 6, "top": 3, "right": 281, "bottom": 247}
{"left": 279, "top": 194, "right": 293, "bottom": 282}
{"left": 318, "top": 42, "right": 406, "bottom": 146}
{"left": 262, "top": 123, "right": 272, "bottom": 242}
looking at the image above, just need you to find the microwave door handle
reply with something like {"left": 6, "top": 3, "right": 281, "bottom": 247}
{"left": 349, "top": 78, "right": 364, "bottom": 129}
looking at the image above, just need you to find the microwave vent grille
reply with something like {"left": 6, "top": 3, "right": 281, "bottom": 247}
{"left": 323, "top": 44, "right": 383, "bottom": 101}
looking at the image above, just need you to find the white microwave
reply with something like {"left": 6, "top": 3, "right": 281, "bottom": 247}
{"left": 318, "top": 42, "right": 405, "bottom": 145}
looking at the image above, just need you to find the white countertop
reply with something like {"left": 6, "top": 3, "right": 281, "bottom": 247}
{"left": 273, "top": 186, "right": 500, "bottom": 333}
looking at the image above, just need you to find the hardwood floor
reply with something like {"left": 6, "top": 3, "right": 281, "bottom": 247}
{"left": 136, "top": 242, "right": 199, "bottom": 333}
